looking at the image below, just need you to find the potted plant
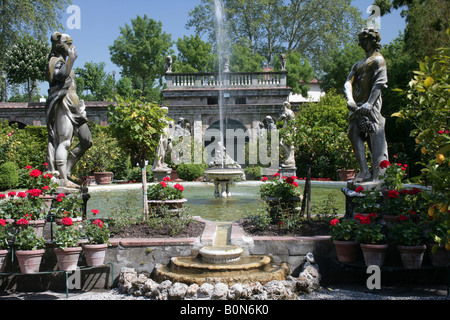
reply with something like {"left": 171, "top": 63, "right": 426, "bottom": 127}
{"left": 0, "top": 189, "right": 47, "bottom": 237}
{"left": 0, "top": 219, "right": 11, "bottom": 272}
{"left": 24, "top": 164, "right": 58, "bottom": 214}
{"left": 260, "top": 175, "right": 302, "bottom": 222}
{"left": 79, "top": 130, "right": 120, "bottom": 185}
{"left": 379, "top": 160, "right": 407, "bottom": 191}
{"left": 13, "top": 219, "right": 46, "bottom": 274}
{"left": 53, "top": 217, "right": 82, "bottom": 271}
{"left": 355, "top": 216, "right": 388, "bottom": 267}
{"left": 425, "top": 208, "right": 450, "bottom": 267}
{"left": 51, "top": 193, "right": 84, "bottom": 229}
{"left": 352, "top": 187, "right": 382, "bottom": 219}
{"left": 382, "top": 189, "right": 407, "bottom": 227}
{"left": 329, "top": 218, "right": 360, "bottom": 263}
{"left": 82, "top": 213, "right": 110, "bottom": 267}
{"left": 335, "top": 132, "right": 358, "bottom": 181}
{"left": 147, "top": 177, "right": 187, "bottom": 217}
{"left": 389, "top": 215, "right": 427, "bottom": 269}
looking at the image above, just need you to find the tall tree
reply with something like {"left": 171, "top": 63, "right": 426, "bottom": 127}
{"left": 109, "top": 15, "right": 173, "bottom": 97}
{"left": 0, "top": 0, "right": 70, "bottom": 69}
{"left": 173, "top": 35, "right": 214, "bottom": 73}
{"left": 4, "top": 34, "right": 49, "bottom": 102}
{"left": 75, "top": 61, "right": 114, "bottom": 101}
{"left": 187, "top": 0, "right": 363, "bottom": 71}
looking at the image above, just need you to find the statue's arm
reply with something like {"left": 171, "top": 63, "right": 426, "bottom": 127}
{"left": 360, "top": 57, "right": 387, "bottom": 115}
{"left": 53, "top": 47, "right": 78, "bottom": 82}
{"left": 344, "top": 63, "right": 358, "bottom": 112}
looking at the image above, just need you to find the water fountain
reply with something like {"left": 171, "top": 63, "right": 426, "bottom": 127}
{"left": 154, "top": 0, "right": 288, "bottom": 286}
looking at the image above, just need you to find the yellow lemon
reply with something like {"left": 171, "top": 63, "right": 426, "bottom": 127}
{"left": 428, "top": 206, "right": 436, "bottom": 217}
{"left": 439, "top": 203, "right": 448, "bottom": 213}
{"left": 415, "top": 138, "right": 420, "bottom": 144}
{"left": 421, "top": 147, "right": 427, "bottom": 155}
{"left": 446, "top": 243, "right": 450, "bottom": 251}
{"left": 436, "top": 154, "right": 445, "bottom": 165}
{"left": 424, "top": 76, "right": 435, "bottom": 88}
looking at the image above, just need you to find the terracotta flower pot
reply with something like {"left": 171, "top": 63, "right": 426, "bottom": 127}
{"left": 54, "top": 247, "right": 82, "bottom": 271}
{"left": 337, "top": 169, "right": 357, "bottom": 181}
{"left": 0, "top": 249, "right": 9, "bottom": 273}
{"left": 94, "top": 172, "right": 113, "bottom": 185}
{"left": 397, "top": 245, "right": 427, "bottom": 269}
{"left": 333, "top": 240, "right": 360, "bottom": 263}
{"left": 360, "top": 243, "right": 388, "bottom": 267}
{"left": 427, "top": 244, "right": 450, "bottom": 267}
{"left": 15, "top": 249, "right": 45, "bottom": 274}
{"left": 83, "top": 243, "right": 108, "bottom": 267}
{"left": 28, "top": 219, "right": 47, "bottom": 238}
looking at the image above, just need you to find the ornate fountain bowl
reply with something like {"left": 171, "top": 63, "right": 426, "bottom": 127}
{"left": 204, "top": 167, "right": 244, "bottom": 181}
{"left": 199, "top": 245, "right": 244, "bottom": 264}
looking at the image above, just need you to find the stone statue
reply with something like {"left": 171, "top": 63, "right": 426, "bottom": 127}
{"left": 344, "top": 28, "right": 389, "bottom": 183}
{"left": 278, "top": 101, "right": 296, "bottom": 168}
{"left": 45, "top": 32, "right": 92, "bottom": 189}
{"left": 280, "top": 54, "right": 287, "bottom": 71}
{"left": 264, "top": 115, "right": 277, "bottom": 131}
{"left": 223, "top": 54, "right": 230, "bottom": 73}
{"left": 166, "top": 55, "right": 173, "bottom": 73}
{"left": 173, "top": 117, "right": 190, "bottom": 137}
{"left": 152, "top": 110, "right": 174, "bottom": 172}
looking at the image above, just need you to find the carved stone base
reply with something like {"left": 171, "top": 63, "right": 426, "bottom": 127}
{"left": 347, "top": 179, "right": 383, "bottom": 192}
{"left": 279, "top": 166, "right": 297, "bottom": 178}
{"left": 152, "top": 168, "right": 172, "bottom": 182}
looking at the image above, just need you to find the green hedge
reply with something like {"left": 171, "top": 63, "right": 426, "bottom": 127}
{"left": 0, "top": 162, "right": 18, "bottom": 191}
{"left": 176, "top": 164, "right": 204, "bottom": 181}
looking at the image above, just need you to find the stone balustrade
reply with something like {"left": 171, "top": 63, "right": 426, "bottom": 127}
{"left": 166, "top": 71, "right": 287, "bottom": 89}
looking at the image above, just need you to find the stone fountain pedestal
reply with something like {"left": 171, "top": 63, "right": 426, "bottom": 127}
{"left": 204, "top": 167, "right": 244, "bottom": 198}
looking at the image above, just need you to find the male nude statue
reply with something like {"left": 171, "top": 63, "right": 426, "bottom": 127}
{"left": 45, "top": 32, "right": 93, "bottom": 188}
{"left": 344, "top": 28, "right": 389, "bottom": 183}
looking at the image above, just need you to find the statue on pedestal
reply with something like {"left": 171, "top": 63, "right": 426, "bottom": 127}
{"left": 152, "top": 109, "right": 174, "bottom": 181}
{"left": 278, "top": 101, "right": 296, "bottom": 168}
{"left": 45, "top": 32, "right": 92, "bottom": 190}
{"left": 344, "top": 28, "right": 389, "bottom": 185}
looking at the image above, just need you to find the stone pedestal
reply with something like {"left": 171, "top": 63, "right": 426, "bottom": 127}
{"left": 152, "top": 168, "right": 172, "bottom": 182}
{"left": 279, "top": 166, "right": 297, "bottom": 178}
{"left": 342, "top": 180, "right": 384, "bottom": 219}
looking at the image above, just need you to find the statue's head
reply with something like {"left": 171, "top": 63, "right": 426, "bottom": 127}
{"left": 358, "top": 28, "right": 382, "bottom": 52}
{"left": 283, "top": 101, "right": 291, "bottom": 109}
{"left": 50, "top": 32, "right": 73, "bottom": 57}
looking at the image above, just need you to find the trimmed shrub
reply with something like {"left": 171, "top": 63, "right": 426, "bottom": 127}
{"left": 176, "top": 164, "right": 204, "bottom": 181}
{"left": 0, "top": 161, "right": 18, "bottom": 191}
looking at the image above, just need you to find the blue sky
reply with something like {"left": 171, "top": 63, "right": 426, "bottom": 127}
{"left": 38, "top": 0, "right": 406, "bottom": 96}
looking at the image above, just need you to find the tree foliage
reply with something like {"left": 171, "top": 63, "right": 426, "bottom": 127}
{"left": 173, "top": 35, "right": 214, "bottom": 73}
{"left": 0, "top": 0, "right": 70, "bottom": 68}
{"left": 4, "top": 35, "right": 50, "bottom": 102}
{"left": 187, "top": 0, "right": 363, "bottom": 70}
{"left": 75, "top": 61, "right": 114, "bottom": 101}
{"left": 109, "top": 15, "right": 173, "bottom": 97}
{"left": 107, "top": 95, "right": 170, "bottom": 168}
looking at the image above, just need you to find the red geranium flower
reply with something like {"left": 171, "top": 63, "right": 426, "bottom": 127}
{"left": 397, "top": 215, "right": 408, "bottom": 222}
{"left": 29, "top": 169, "right": 42, "bottom": 178}
{"left": 93, "top": 219, "right": 103, "bottom": 228}
{"left": 273, "top": 173, "right": 280, "bottom": 177}
{"left": 17, "top": 192, "right": 27, "bottom": 198}
{"left": 330, "top": 219, "right": 340, "bottom": 226}
{"left": 16, "top": 218, "right": 29, "bottom": 226}
{"left": 0, "top": 219, "right": 5, "bottom": 226}
{"left": 387, "top": 190, "right": 400, "bottom": 199}
{"left": 174, "top": 184, "right": 184, "bottom": 192}
{"left": 61, "top": 217, "right": 73, "bottom": 226}
{"left": 91, "top": 209, "right": 100, "bottom": 215}
{"left": 292, "top": 181, "right": 299, "bottom": 187}
{"left": 0, "top": 194, "right": 5, "bottom": 199}
{"left": 261, "top": 177, "right": 268, "bottom": 182}
{"left": 162, "top": 176, "right": 171, "bottom": 182}
{"left": 355, "top": 186, "right": 364, "bottom": 193}
{"left": 26, "top": 189, "right": 42, "bottom": 197}
{"left": 160, "top": 181, "right": 167, "bottom": 188}
{"left": 379, "top": 160, "right": 391, "bottom": 169}
{"left": 286, "top": 176, "right": 295, "bottom": 184}
{"left": 8, "top": 191, "right": 16, "bottom": 197}
{"left": 25, "top": 165, "right": 32, "bottom": 170}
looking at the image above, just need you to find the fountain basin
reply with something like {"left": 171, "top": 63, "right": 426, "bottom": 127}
{"left": 154, "top": 254, "right": 290, "bottom": 286}
{"left": 199, "top": 245, "right": 243, "bottom": 264}
{"left": 204, "top": 167, "right": 244, "bottom": 181}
